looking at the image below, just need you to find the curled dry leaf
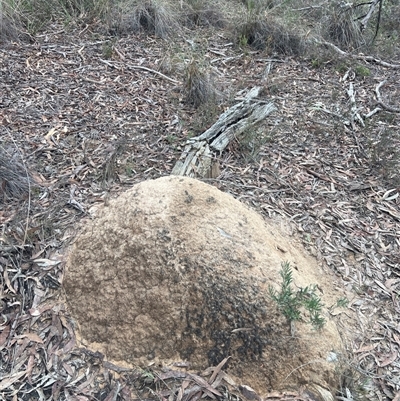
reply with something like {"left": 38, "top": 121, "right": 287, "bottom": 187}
{"left": 378, "top": 351, "right": 398, "bottom": 367}
{"left": 0, "top": 325, "right": 10, "bottom": 350}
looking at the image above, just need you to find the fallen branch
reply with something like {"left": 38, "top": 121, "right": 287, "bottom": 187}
{"left": 172, "top": 87, "right": 276, "bottom": 177}
{"left": 360, "top": 0, "right": 380, "bottom": 32}
{"left": 99, "top": 58, "right": 181, "bottom": 84}
{"left": 314, "top": 38, "right": 400, "bottom": 68}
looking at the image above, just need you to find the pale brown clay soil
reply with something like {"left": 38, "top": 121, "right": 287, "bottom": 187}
{"left": 1, "top": 21, "right": 400, "bottom": 401}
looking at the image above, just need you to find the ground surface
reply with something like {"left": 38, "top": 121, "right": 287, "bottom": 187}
{"left": 1, "top": 20, "right": 400, "bottom": 401}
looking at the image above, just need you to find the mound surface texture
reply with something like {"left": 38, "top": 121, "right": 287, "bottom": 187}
{"left": 64, "top": 176, "right": 343, "bottom": 395}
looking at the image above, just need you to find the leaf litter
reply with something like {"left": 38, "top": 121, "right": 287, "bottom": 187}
{"left": 0, "top": 21, "right": 400, "bottom": 401}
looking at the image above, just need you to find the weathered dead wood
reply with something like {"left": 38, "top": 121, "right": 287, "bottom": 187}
{"left": 360, "top": 0, "right": 380, "bottom": 32}
{"left": 375, "top": 80, "right": 400, "bottom": 113}
{"left": 315, "top": 38, "right": 400, "bottom": 69}
{"left": 347, "top": 82, "right": 365, "bottom": 127}
{"left": 172, "top": 87, "right": 276, "bottom": 177}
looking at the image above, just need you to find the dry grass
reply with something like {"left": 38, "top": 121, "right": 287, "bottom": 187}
{"left": 235, "top": 13, "right": 305, "bottom": 55}
{"left": 369, "top": 126, "right": 400, "bottom": 186}
{"left": 12, "top": 0, "right": 53, "bottom": 34}
{"left": 228, "top": 0, "right": 306, "bottom": 54}
{"left": 3, "top": 0, "right": 398, "bottom": 59}
{"left": 237, "top": 126, "right": 274, "bottom": 163}
{"left": 184, "top": 59, "right": 217, "bottom": 108}
{"left": 373, "top": 3, "right": 400, "bottom": 57}
{"left": 380, "top": 3, "right": 400, "bottom": 34}
{"left": 1, "top": 0, "right": 113, "bottom": 36}
{"left": 190, "top": 100, "right": 222, "bottom": 135}
{"left": 322, "top": 5, "right": 364, "bottom": 51}
{"left": 0, "top": 5, "right": 20, "bottom": 42}
{"left": 180, "top": 0, "right": 226, "bottom": 28}
{"left": 115, "top": 0, "right": 179, "bottom": 38}
{"left": 0, "top": 145, "right": 36, "bottom": 203}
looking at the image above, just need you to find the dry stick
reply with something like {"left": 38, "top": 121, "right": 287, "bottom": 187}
{"left": 364, "top": 81, "right": 391, "bottom": 118}
{"left": 292, "top": 1, "right": 329, "bottom": 12}
{"left": 314, "top": 39, "right": 400, "bottom": 68}
{"left": 364, "top": 107, "right": 382, "bottom": 118}
{"left": 172, "top": 87, "right": 276, "bottom": 177}
{"left": 360, "top": 0, "right": 380, "bottom": 32}
{"left": 345, "top": 84, "right": 366, "bottom": 155}
{"left": 310, "top": 103, "right": 345, "bottom": 121}
{"left": 359, "top": 55, "right": 400, "bottom": 69}
{"left": 375, "top": 80, "right": 400, "bottom": 113}
{"left": 99, "top": 58, "right": 181, "bottom": 84}
{"left": 210, "top": 54, "right": 243, "bottom": 64}
{"left": 347, "top": 83, "right": 365, "bottom": 127}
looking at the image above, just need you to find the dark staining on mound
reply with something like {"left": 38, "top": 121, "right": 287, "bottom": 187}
{"left": 181, "top": 269, "right": 287, "bottom": 367}
{"left": 184, "top": 190, "right": 194, "bottom": 204}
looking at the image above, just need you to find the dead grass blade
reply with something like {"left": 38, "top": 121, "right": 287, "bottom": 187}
{"left": 0, "top": 145, "right": 36, "bottom": 203}
{"left": 208, "top": 356, "right": 230, "bottom": 384}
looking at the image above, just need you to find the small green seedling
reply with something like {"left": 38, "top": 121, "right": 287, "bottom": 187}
{"left": 335, "top": 297, "right": 349, "bottom": 308}
{"left": 328, "top": 296, "right": 349, "bottom": 312}
{"left": 269, "top": 261, "right": 326, "bottom": 330}
{"left": 354, "top": 65, "right": 371, "bottom": 77}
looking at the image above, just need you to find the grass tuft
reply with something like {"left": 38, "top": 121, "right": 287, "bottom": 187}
{"left": 237, "top": 126, "right": 274, "bottom": 163}
{"left": 184, "top": 59, "right": 217, "bottom": 108}
{"left": 0, "top": 145, "right": 37, "bottom": 202}
{"left": 180, "top": 0, "right": 225, "bottom": 29}
{"left": 1, "top": 0, "right": 113, "bottom": 36}
{"left": 116, "top": 0, "right": 178, "bottom": 38}
{"left": 235, "top": 12, "right": 305, "bottom": 55}
{"left": 323, "top": 6, "right": 364, "bottom": 51}
{"left": 0, "top": 4, "right": 20, "bottom": 42}
{"left": 368, "top": 126, "right": 400, "bottom": 186}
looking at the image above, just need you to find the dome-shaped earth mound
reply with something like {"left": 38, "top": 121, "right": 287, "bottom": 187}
{"left": 64, "top": 176, "right": 343, "bottom": 396}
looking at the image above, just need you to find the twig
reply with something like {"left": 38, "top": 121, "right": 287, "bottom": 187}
{"left": 309, "top": 103, "right": 346, "bottom": 121}
{"left": 360, "top": 55, "right": 400, "bottom": 69}
{"left": 99, "top": 58, "right": 181, "bottom": 84}
{"left": 292, "top": 1, "right": 329, "bottom": 12}
{"left": 126, "top": 64, "right": 181, "bottom": 84}
{"left": 375, "top": 80, "right": 400, "bottom": 113}
{"left": 364, "top": 108, "right": 382, "bottom": 118}
{"left": 315, "top": 39, "right": 348, "bottom": 57}
{"left": 314, "top": 38, "right": 400, "bottom": 68}
{"left": 282, "top": 359, "right": 325, "bottom": 383}
{"left": 360, "top": 0, "right": 380, "bottom": 32}
{"left": 210, "top": 54, "right": 243, "bottom": 64}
